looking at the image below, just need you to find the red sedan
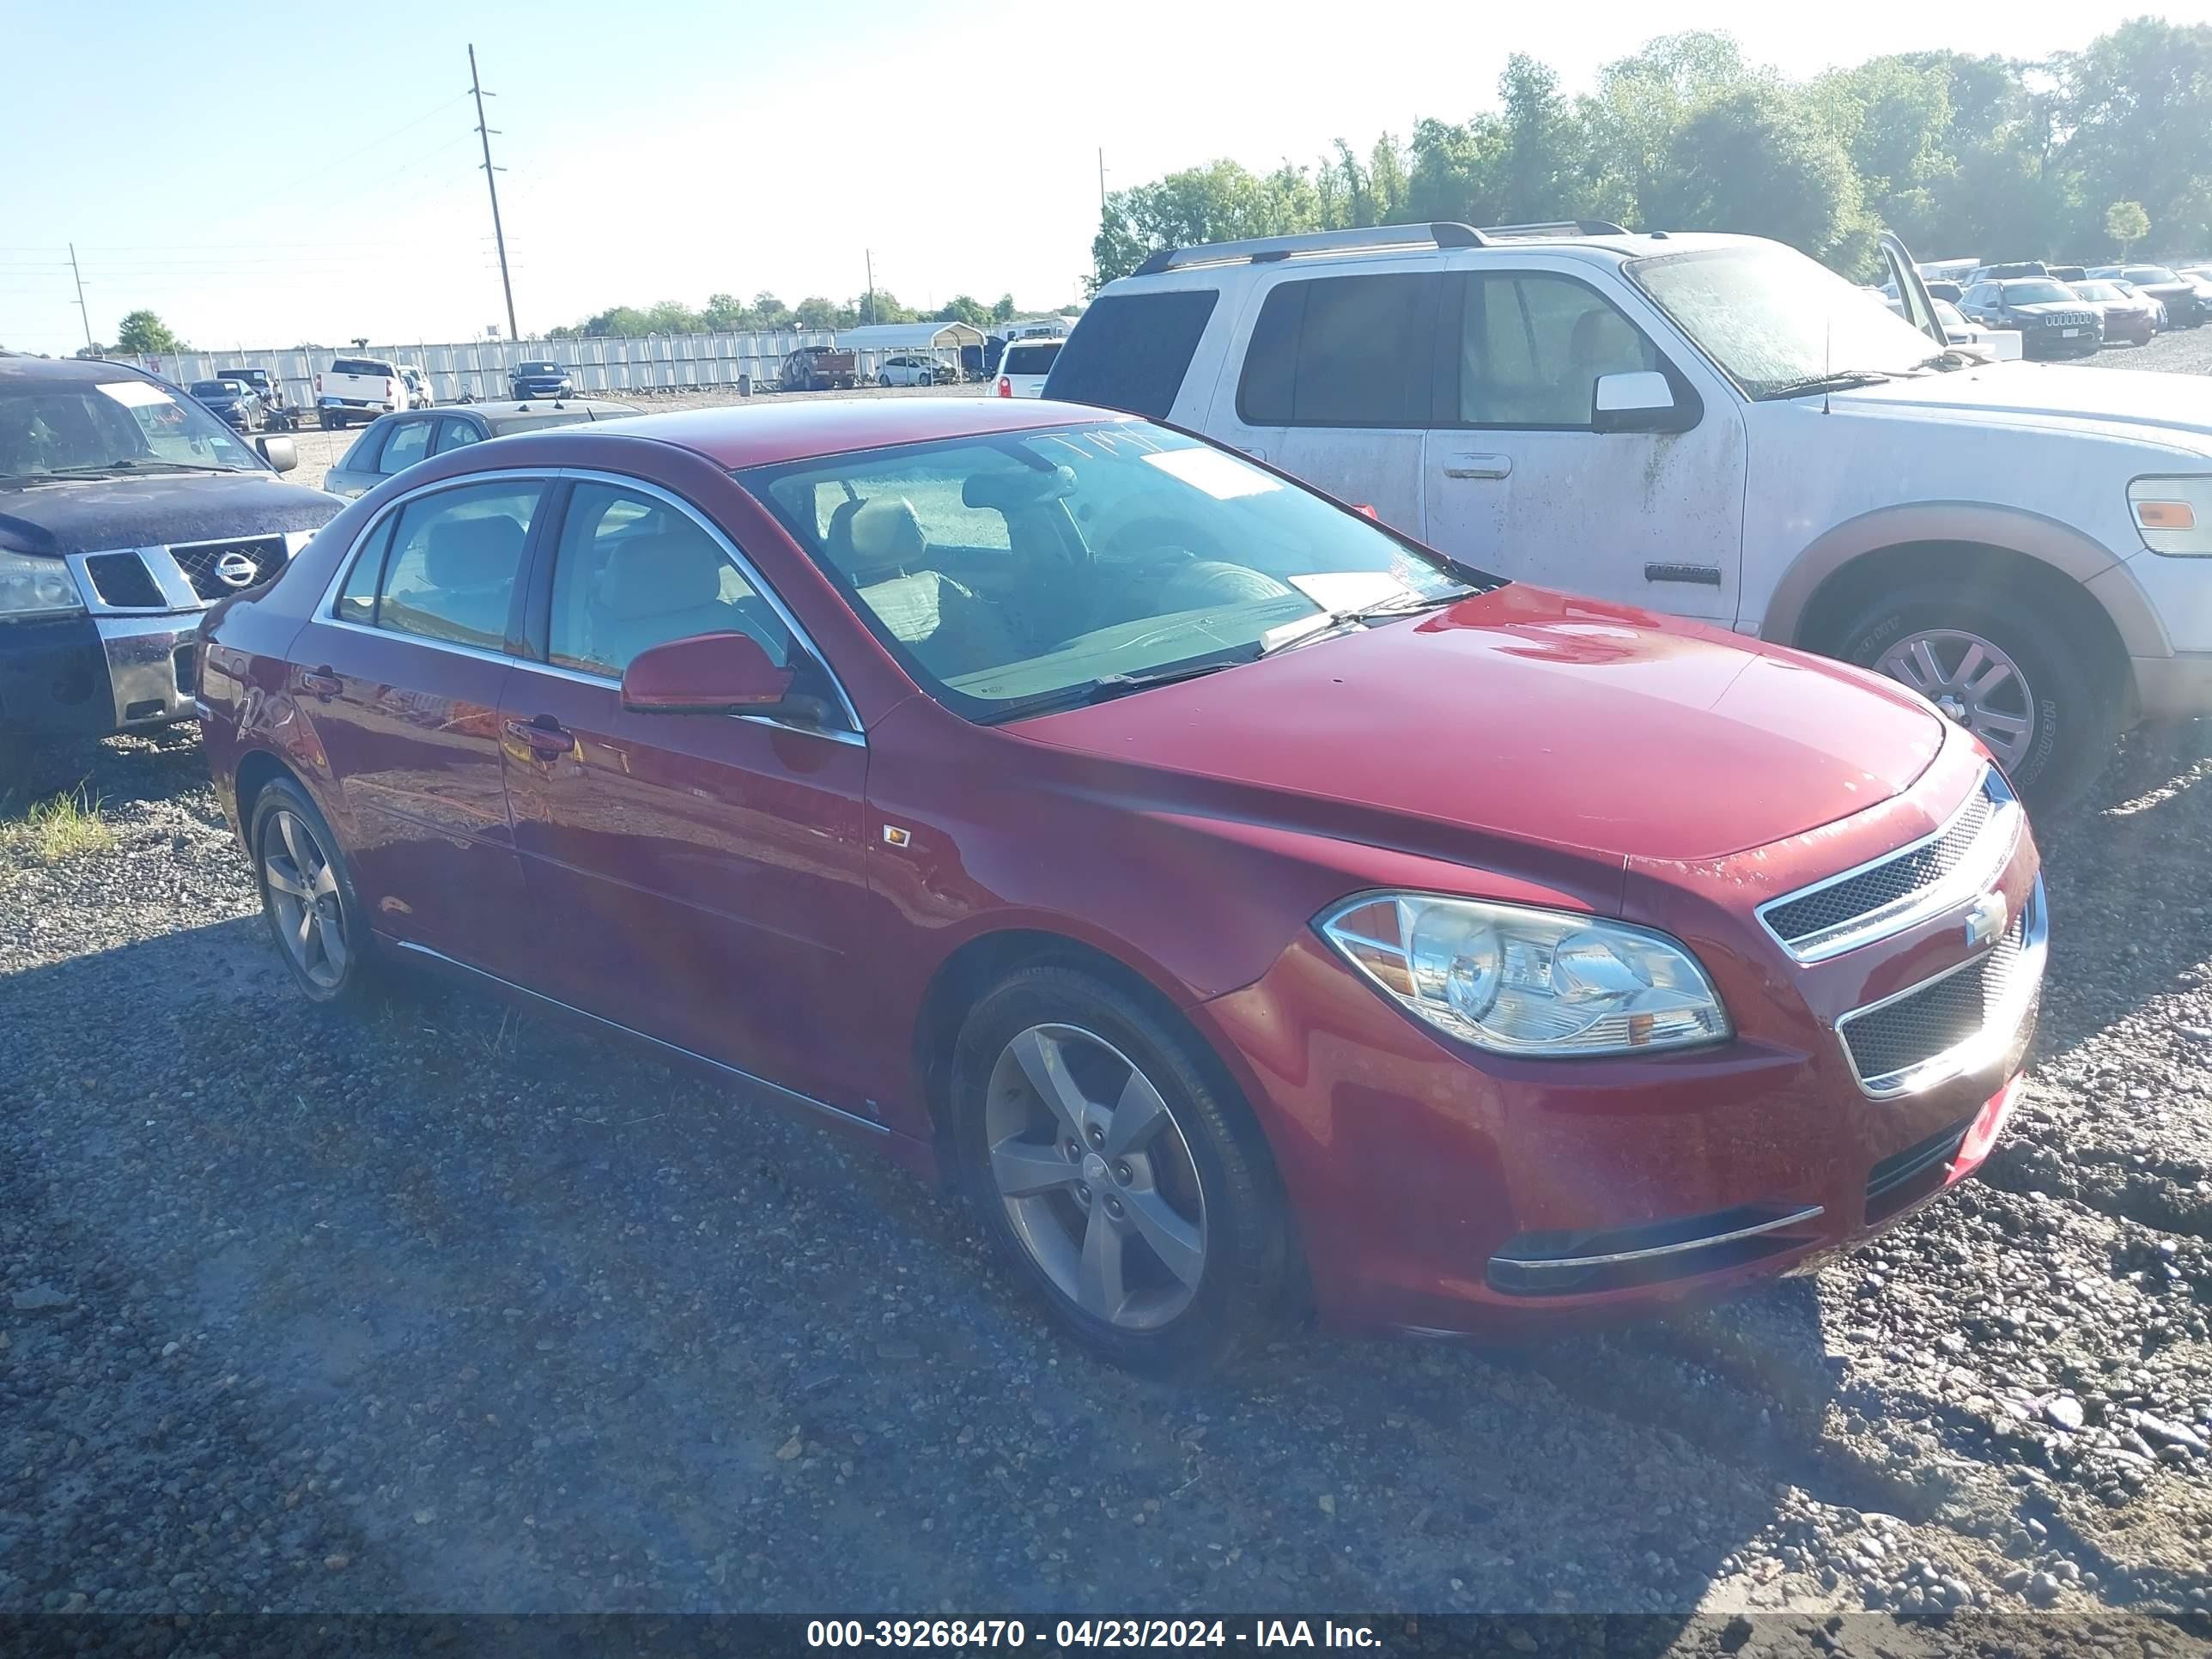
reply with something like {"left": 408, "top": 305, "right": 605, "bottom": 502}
{"left": 196, "top": 399, "right": 2045, "bottom": 1375}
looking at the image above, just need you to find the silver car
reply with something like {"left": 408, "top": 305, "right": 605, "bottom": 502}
{"left": 321, "top": 399, "right": 639, "bottom": 499}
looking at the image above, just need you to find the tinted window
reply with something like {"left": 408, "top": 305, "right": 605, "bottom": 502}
{"left": 1235, "top": 273, "right": 1437, "bottom": 428}
{"left": 337, "top": 429, "right": 380, "bottom": 472}
{"left": 375, "top": 417, "right": 434, "bottom": 475}
{"left": 2125, "top": 267, "right": 2178, "bottom": 284}
{"left": 1003, "top": 343, "right": 1061, "bottom": 374}
{"left": 1044, "top": 289, "right": 1218, "bottom": 418}
{"left": 1454, "top": 272, "right": 1660, "bottom": 427}
{"left": 545, "top": 483, "right": 791, "bottom": 678}
{"left": 2001, "top": 281, "right": 2072, "bottom": 305}
{"left": 331, "top": 359, "right": 392, "bottom": 378}
{"left": 335, "top": 520, "right": 395, "bottom": 626}
{"left": 372, "top": 482, "right": 540, "bottom": 651}
{"left": 433, "top": 416, "right": 483, "bottom": 454}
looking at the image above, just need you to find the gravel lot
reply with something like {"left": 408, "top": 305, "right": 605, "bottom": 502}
{"left": 5, "top": 349, "right": 2212, "bottom": 1651}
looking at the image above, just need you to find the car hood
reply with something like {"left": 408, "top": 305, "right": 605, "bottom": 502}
{"left": 1010, "top": 586, "right": 1945, "bottom": 865}
{"left": 0, "top": 472, "right": 341, "bottom": 557}
{"left": 1837, "top": 362, "right": 2212, "bottom": 444}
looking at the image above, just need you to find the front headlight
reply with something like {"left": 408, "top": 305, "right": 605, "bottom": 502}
{"left": 2129, "top": 477, "right": 2212, "bottom": 556}
{"left": 1317, "top": 892, "right": 1729, "bottom": 1057}
{"left": 0, "top": 550, "right": 86, "bottom": 621}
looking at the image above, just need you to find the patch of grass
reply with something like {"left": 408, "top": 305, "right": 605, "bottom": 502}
{"left": 1, "top": 786, "right": 118, "bottom": 863}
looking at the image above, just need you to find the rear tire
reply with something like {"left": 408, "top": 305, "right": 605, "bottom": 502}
{"left": 1833, "top": 582, "right": 2118, "bottom": 811}
{"left": 950, "top": 965, "right": 1291, "bottom": 1377}
{"left": 249, "top": 777, "right": 377, "bottom": 1006}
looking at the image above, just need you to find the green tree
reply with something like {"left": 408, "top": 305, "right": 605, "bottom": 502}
{"left": 2058, "top": 21, "right": 2212, "bottom": 255}
{"left": 793, "top": 295, "right": 846, "bottom": 329}
{"left": 1091, "top": 158, "right": 1327, "bottom": 287}
{"left": 2106, "top": 199, "right": 2151, "bottom": 257}
{"left": 935, "top": 295, "right": 991, "bottom": 325}
{"left": 991, "top": 293, "right": 1017, "bottom": 323}
{"left": 1577, "top": 33, "right": 1756, "bottom": 226}
{"left": 1644, "top": 86, "right": 1863, "bottom": 263}
{"left": 115, "top": 310, "right": 184, "bottom": 354}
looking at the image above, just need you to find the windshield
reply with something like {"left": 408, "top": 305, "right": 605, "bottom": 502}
{"left": 2126, "top": 267, "right": 2179, "bottom": 284}
{"left": 2002, "top": 281, "right": 2075, "bottom": 305}
{"left": 2072, "top": 282, "right": 2124, "bottom": 301}
{"left": 741, "top": 422, "right": 1484, "bottom": 721}
{"left": 1628, "top": 243, "right": 1942, "bottom": 398}
{"left": 1934, "top": 300, "right": 1968, "bottom": 328}
{"left": 0, "top": 378, "right": 264, "bottom": 483}
{"left": 189, "top": 380, "right": 236, "bottom": 397}
{"left": 519, "top": 362, "right": 559, "bottom": 374}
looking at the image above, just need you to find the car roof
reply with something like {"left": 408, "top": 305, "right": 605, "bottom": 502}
{"left": 0, "top": 355, "right": 160, "bottom": 387}
{"left": 572, "top": 396, "right": 1130, "bottom": 469}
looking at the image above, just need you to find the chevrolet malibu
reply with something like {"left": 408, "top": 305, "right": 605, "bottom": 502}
{"left": 196, "top": 399, "right": 2045, "bottom": 1375}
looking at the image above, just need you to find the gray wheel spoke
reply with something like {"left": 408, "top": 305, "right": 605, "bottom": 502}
{"left": 1103, "top": 1069, "right": 1170, "bottom": 1158}
{"left": 1077, "top": 1206, "right": 1127, "bottom": 1321}
{"left": 264, "top": 858, "right": 311, "bottom": 900}
{"left": 295, "top": 906, "right": 316, "bottom": 952}
{"left": 1123, "top": 1188, "right": 1205, "bottom": 1288}
{"left": 318, "top": 915, "right": 349, "bottom": 976}
{"left": 1975, "top": 707, "right": 2032, "bottom": 742}
{"left": 990, "top": 1135, "right": 1079, "bottom": 1197}
{"left": 277, "top": 812, "right": 309, "bottom": 872}
{"left": 312, "top": 861, "right": 339, "bottom": 899}
{"left": 1907, "top": 637, "right": 1946, "bottom": 691}
{"left": 1007, "top": 1028, "right": 1091, "bottom": 1140}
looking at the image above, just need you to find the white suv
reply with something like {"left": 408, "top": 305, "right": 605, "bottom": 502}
{"left": 994, "top": 336, "right": 1064, "bottom": 398}
{"left": 1048, "top": 222, "right": 2212, "bottom": 805}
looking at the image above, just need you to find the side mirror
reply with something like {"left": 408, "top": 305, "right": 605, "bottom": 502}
{"left": 257, "top": 434, "right": 298, "bottom": 473}
{"left": 621, "top": 630, "right": 794, "bottom": 714}
{"left": 1591, "top": 370, "right": 1694, "bottom": 434}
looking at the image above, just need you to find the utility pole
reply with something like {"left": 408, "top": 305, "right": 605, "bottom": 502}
{"left": 470, "top": 45, "right": 519, "bottom": 342}
{"left": 865, "top": 249, "right": 874, "bottom": 327}
{"left": 69, "top": 243, "right": 94, "bottom": 352}
{"left": 1098, "top": 148, "right": 1108, "bottom": 215}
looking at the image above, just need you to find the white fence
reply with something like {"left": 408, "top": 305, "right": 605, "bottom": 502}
{"left": 140, "top": 330, "right": 859, "bottom": 407}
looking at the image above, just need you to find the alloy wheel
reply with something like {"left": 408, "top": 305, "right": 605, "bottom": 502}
{"left": 982, "top": 1023, "right": 1208, "bottom": 1332}
{"left": 1877, "top": 627, "right": 2036, "bottom": 772}
{"left": 262, "top": 809, "right": 349, "bottom": 989}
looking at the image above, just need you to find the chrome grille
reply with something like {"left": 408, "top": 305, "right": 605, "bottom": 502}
{"left": 1837, "top": 878, "right": 2045, "bottom": 1097}
{"left": 83, "top": 551, "right": 164, "bottom": 609}
{"left": 168, "top": 535, "right": 283, "bottom": 601}
{"left": 1760, "top": 770, "right": 2018, "bottom": 961}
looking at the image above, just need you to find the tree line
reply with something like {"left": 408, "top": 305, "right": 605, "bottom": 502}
{"left": 1091, "top": 21, "right": 2212, "bottom": 286}
{"left": 546, "top": 290, "right": 1075, "bottom": 339}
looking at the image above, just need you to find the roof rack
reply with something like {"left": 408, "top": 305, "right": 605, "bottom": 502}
{"left": 1131, "top": 219, "right": 1633, "bottom": 276}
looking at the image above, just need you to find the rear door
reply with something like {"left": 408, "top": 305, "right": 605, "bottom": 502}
{"left": 495, "top": 474, "right": 876, "bottom": 1111}
{"left": 300, "top": 476, "right": 546, "bottom": 975}
{"left": 1419, "top": 262, "right": 1746, "bottom": 621}
{"left": 1201, "top": 264, "right": 1439, "bottom": 538}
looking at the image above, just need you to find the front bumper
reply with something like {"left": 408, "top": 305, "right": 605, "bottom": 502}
{"left": 1191, "top": 744, "right": 2044, "bottom": 1337}
{"left": 0, "top": 613, "right": 198, "bottom": 741}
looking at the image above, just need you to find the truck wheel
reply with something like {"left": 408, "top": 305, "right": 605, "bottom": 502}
{"left": 1835, "top": 583, "right": 2118, "bottom": 811}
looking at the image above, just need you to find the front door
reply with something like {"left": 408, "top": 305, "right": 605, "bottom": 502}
{"left": 1204, "top": 264, "right": 1439, "bottom": 538}
{"left": 496, "top": 477, "right": 877, "bottom": 1113}
{"left": 1421, "top": 266, "right": 1747, "bottom": 623}
{"left": 301, "top": 476, "right": 545, "bottom": 973}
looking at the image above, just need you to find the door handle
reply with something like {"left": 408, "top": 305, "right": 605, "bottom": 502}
{"left": 504, "top": 715, "right": 574, "bottom": 759}
{"left": 298, "top": 667, "right": 342, "bottom": 699}
{"left": 1442, "top": 453, "right": 1511, "bottom": 480}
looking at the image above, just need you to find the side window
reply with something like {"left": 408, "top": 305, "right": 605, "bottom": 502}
{"left": 544, "top": 482, "right": 793, "bottom": 678}
{"left": 337, "top": 428, "right": 379, "bottom": 471}
{"left": 373, "top": 482, "right": 541, "bottom": 652}
{"left": 433, "top": 417, "right": 483, "bottom": 455}
{"left": 334, "top": 519, "right": 395, "bottom": 626}
{"left": 1235, "top": 273, "right": 1436, "bottom": 428}
{"left": 1454, "top": 272, "right": 1661, "bottom": 428}
{"left": 1043, "top": 289, "right": 1218, "bottom": 418}
{"left": 375, "top": 417, "right": 434, "bottom": 476}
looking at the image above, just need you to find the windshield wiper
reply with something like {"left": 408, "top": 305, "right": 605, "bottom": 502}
{"left": 977, "top": 648, "right": 1260, "bottom": 724}
{"left": 46, "top": 459, "right": 234, "bottom": 477}
{"left": 1755, "top": 369, "right": 1899, "bottom": 401}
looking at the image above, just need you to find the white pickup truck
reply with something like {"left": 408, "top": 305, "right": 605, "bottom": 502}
{"left": 313, "top": 356, "right": 410, "bottom": 429}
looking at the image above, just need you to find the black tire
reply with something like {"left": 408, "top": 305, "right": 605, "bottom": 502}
{"left": 950, "top": 964, "right": 1291, "bottom": 1377}
{"left": 1833, "top": 581, "right": 2119, "bottom": 811}
{"left": 248, "top": 775, "right": 378, "bottom": 1006}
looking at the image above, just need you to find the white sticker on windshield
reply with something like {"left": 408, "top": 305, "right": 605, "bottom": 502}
{"left": 1141, "top": 446, "right": 1280, "bottom": 500}
{"left": 1287, "top": 572, "right": 1413, "bottom": 613}
{"left": 93, "top": 379, "right": 172, "bottom": 409}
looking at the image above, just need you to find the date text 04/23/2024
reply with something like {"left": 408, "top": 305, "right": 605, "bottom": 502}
{"left": 805, "top": 1620, "right": 1382, "bottom": 1649}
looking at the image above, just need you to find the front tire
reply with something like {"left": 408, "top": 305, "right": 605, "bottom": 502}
{"left": 250, "top": 777, "right": 375, "bottom": 1006}
{"left": 951, "top": 965, "right": 1291, "bottom": 1377}
{"left": 1835, "top": 583, "right": 2118, "bottom": 810}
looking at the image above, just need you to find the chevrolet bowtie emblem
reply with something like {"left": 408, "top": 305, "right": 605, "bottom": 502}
{"left": 1965, "top": 890, "right": 2008, "bottom": 949}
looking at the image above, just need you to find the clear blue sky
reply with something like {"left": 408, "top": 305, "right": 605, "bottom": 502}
{"left": 3, "top": 0, "right": 2201, "bottom": 356}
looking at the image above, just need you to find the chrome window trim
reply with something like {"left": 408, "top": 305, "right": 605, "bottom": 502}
{"left": 1834, "top": 875, "right": 2047, "bottom": 1100}
{"left": 311, "top": 465, "right": 865, "bottom": 738}
{"left": 1756, "top": 768, "right": 2021, "bottom": 963}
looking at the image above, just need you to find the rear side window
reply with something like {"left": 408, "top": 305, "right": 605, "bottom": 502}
{"left": 367, "top": 482, "right": 542, "bottom": 652}
{"left": 374, "top": 417, "right": 434, "bottom": 475}
{"left": 331, "top": 358, "right": 392, "bottom": 378}
{"left": 1044, "top": 289, "right": 1218, "bottom": 418}
{"left": 1236, "top": 272, "right": 1437, "bottom": 428}
{"left": 1003, "top": 343, "right": 1061, "bottom": 375}
{"left": 432, "top": 416, "right": 483, "bottom": 454}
